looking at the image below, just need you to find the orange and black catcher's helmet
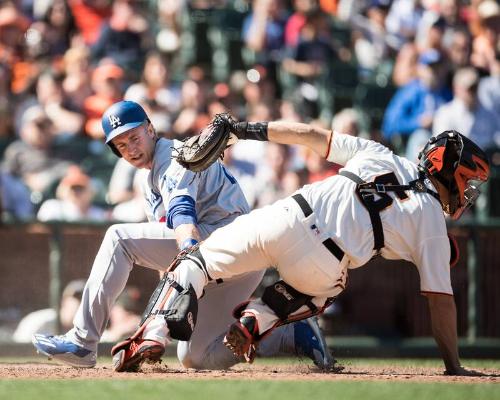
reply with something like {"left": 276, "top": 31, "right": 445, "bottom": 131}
{"left": 418, "top": 130, "right": 490, "bottom": 219}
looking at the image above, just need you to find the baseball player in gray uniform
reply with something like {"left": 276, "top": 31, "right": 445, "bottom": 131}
{"left": 115, "top": 117, "right": 489, "bottom": 376}
{"left": 32, "top": 101, "right": 333, "bottom": 371}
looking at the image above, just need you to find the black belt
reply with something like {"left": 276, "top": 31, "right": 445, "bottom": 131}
{"left": 291, "top": 194, "right": 345, "bottom": 262}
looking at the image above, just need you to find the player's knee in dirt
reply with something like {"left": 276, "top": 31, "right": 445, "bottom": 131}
{"left": 177, "top": 343, "right": 201, "bottom": 369}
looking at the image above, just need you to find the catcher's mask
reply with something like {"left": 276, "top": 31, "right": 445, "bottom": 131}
{"left": 418, "top": 130, "right": 490, "bottom": 219}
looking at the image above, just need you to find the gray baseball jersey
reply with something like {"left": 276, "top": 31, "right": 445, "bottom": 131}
{"left": 141, "top": 138, "right": 250, "bottom": 236}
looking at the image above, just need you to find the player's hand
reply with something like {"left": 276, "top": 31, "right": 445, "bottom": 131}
{"left": 444, "top": 366, "right": 485, "bottom": 376}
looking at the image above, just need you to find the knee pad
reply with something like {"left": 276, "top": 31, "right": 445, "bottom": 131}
{"left": 261, "top": 280, "right": 318, "bottom": 321}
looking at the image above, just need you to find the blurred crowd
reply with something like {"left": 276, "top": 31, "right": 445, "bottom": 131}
{"left": 0, "top": 0, "right": 499, "bottom": 222}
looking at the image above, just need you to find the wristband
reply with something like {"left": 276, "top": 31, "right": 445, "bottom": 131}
{"left": 180, "top": 238, "right": 198, "bottom": 250}
{"left": 235, "top": 122, "right": 268, "bottom": 141}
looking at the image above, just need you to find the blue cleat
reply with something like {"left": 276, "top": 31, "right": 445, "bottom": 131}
{"left": 294, "top": 317, "right": 340, "bottom": 372}
{"left": 32, "top": 334, "right": 96, "bottom": 368}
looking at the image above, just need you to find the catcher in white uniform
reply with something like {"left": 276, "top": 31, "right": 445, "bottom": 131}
{"left": 32, "top": 101, "right": 334, "bottom": 371}
{"left": 113, "top": 115, "right": 489, "bottom": 376}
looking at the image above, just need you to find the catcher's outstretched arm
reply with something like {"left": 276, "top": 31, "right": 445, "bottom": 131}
{"left": 267, "top": 121, "right": 332, "bottom": 158}
{"left": 424, "top": 292, "right": 482, "bottom": 376}
{"left": 424, "top": 292, "right": 461, "bottom": 373}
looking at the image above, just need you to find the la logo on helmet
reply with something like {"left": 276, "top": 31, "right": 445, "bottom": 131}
{"left": 109, "top": 115, "right": 121, "bottom": 128}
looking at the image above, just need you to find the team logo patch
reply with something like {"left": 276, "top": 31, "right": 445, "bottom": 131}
{"left": 310, "top": 224, "right": 320, "bottom": 235}
{"left": 108, "top": 114, "right": 121, "bottom": 128}
{"left": 275, "top": 283, "right": 294, "bottom": 301}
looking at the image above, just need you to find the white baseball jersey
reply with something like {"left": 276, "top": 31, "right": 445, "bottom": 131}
{"left": 299, "top": 132, "right": 452, "bottom": 295}
{"left": 139, "top": 138, "right": 250, "bottom": 237}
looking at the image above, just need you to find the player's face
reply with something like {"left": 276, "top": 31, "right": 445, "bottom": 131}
{"left": 112, "top": 123, "right": 156, "bottom": 169}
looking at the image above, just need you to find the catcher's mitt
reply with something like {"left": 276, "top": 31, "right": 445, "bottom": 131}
{"left": 174, "top": 113, "right": 238, "bottom": 172}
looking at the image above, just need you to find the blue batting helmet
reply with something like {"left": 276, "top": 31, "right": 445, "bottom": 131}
{"left": 102, "top": 101, "right": 149, "bottom": 157}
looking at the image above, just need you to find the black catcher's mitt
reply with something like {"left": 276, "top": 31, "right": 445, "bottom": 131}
{"left": 175, "top": 113, "right": 238, "bottom": 172}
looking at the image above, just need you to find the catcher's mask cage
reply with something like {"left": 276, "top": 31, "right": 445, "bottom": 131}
{"left": 418, "top": 130, "right": 490, "bottom": 219}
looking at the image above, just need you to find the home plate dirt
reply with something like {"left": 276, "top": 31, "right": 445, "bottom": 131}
{"left": 1, "top": 361, "right": 499, "bottom": 382}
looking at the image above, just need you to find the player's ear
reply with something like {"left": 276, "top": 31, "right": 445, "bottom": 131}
{"left": 146, "top": 120, "right": 156, "bottom": 139}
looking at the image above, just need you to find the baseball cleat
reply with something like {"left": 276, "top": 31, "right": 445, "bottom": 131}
{"left": 112, "top": 339, "right": 165, "bottom": 372}
{"left": 294, "top": 317, "right": 341, "bottom": 372}
{"left": 32, "top": 334, "right": 96, "bottom": 368}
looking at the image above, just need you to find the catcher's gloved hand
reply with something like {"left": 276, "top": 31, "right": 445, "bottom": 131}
{"left": 223, "top": 316, "right": 260, "bottom": 364}
{"left": 174, "top": 113, "right": 239, "bottom": 172}
{"left": 174, "top": 113, "right": 269, "bottom": 172}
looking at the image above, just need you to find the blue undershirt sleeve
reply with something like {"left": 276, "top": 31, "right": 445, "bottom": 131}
{"left": 166, "top": 195, "right": 198, "bottom": 229}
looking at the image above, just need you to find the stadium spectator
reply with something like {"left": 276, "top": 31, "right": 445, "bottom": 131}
{"left": 37, "top": 165, "right": 108, "bottom": 222}
{"left": 2, "top": 106, "right": 71, "bottom": 194}
{"left": 478, "top": 51, "right": 500, "bottom": 117}
{"left": 34, "top": 71, "right": 84, "bottom": 137}
{"left": 470, "top": 0, "right": 500, "bottom": 74}
{"left": 124, "top": 51, "right": 181, "bottom": 136}
{"left": 111, "top": 169, "right": 147, "bottom": 223}
{"left": 382, "top": 49, "right": 452, "bottom": 156}
{"left": 106, "top": 157, "right": 137, "bottom": 205}
{"left": 299, "top": 108, "right": 362, "bottom": 183}
{"left": 171, "top": 79, "right": 209, "bottom": 139}
{"left": 154, "top": 0, "right": 183, "bottom": 55}
{"left": 0, "top": 171, "right": 34, "bottom": 220}
{"left": 90, "top": 0, "right": 150, "bottom": 76}
{"left": 243, "top": 0, "right": 289, "bottom": 85}
{"left": 61, "top": 46, "right": 93, "bottom": 111}
{"left": 83, "top": 62, "right": 124, "bottom": 139}
{"left": 284, "top": 0, "right": 316, "bottom": 48}
{"left": 101, "top": 287, "right": 142, "bottom": 342}
{"left": 332, "top": 107, "right": 362, "bottom": 136}
{"left": 350, "top": 0, "right": 396, "bottom": 75}
{"left": 433, "top": 67, "right": 500, "bottom": 150}
{"left": 447, "top": 28, "right": 473, "bottom": 72}
{"left": 392, "top": 40, "right": 419, "bottom": 86}
{"left": 28, "top": 0, "right": 77, "bottom": 58}
{"left": 282, "top": 11, "right": 337, "bottom": 81}
{"left": 282, "top": 10, "right": 338, "bottom": 119}
{"left": 385, "top": 0, "right": 425, "bottom": 49}
{"left": 13, "top": 280, "right": 86, "bottom": 343}
{"left": 254, "top": 143, "right": 301, "bottom": 207}
{"left": 223, "top": 146, "right": 260, "bottom": 208}
{"left": 68, "top": 0, "right": 112, "bottom": 46}
{"left": 438, "top": 0, "right": 469, "bottom": 48}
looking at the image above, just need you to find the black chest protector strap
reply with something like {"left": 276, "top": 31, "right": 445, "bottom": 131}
{"left": 339, "top": 170, "right": 440, "bottom": 253}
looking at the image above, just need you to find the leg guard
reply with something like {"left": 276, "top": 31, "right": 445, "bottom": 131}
{"left": 157, "top": 276, "right": 198, "bottom": 341}
{"left": 139, "top": 272, "right": 198, "bottom": 341}
{"left": 111, "top": 248, "right": 207, "bottom": 368}
{"left": 111, "top": 272, "right": 197, "bottom": 355}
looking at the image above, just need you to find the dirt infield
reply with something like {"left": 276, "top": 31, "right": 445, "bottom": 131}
{"left": 1, "top": 361, "right": 499, "bottom": 382}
